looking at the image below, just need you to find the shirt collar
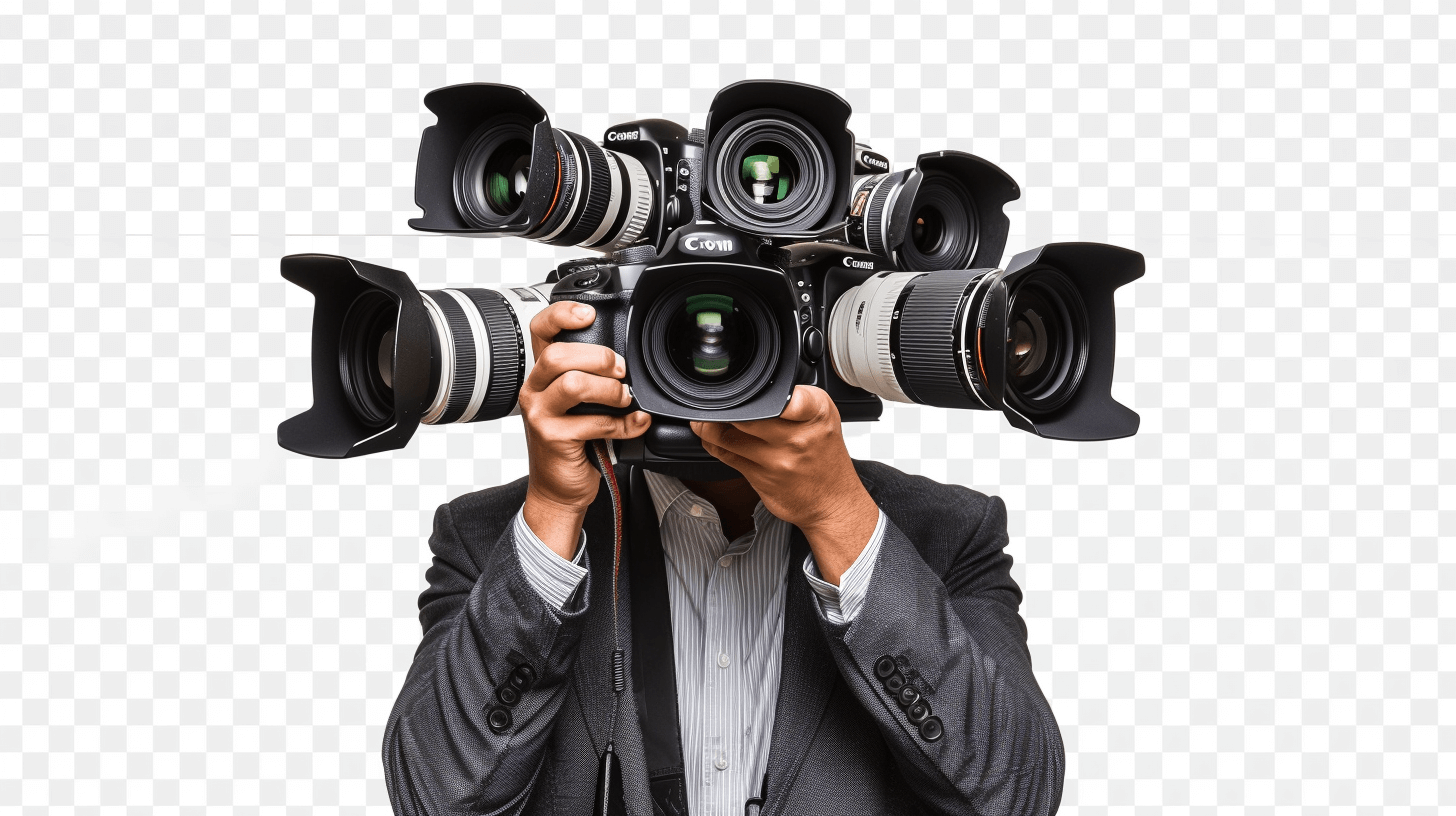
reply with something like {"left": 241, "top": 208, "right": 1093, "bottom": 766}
{"left": 640, "top": 469, "right": 781, "bottom": 532}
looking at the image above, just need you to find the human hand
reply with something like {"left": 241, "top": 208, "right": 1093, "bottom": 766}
{"left": 690, "top": 385, "right": 880, "bottom": 583}
{"left": 519, "top": 301, "right": 651, "bottom": 557}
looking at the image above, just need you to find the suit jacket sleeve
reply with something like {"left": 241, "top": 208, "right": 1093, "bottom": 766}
{"left": 383, "top": 482, "right": 592, "bottom": 815}
{"left": 815, "top": 486, "right": 1065, "bottom": 816}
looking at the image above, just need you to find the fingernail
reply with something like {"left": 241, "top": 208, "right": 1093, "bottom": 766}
{"left": 614, "top": 352, "right": 626, "bottom": 374}
{"left": 573, "top": 303, "right": 592, "bottom": 318}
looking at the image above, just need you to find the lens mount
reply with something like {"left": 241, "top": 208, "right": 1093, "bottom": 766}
{"left": 641, "top": 278, "right": 780, "bottom": 411}
{"left": 1000, "top": 269, "right": 1088, "bottom": 417}
{"left": 707, "top": 109, "right": 836, "bottom": 233}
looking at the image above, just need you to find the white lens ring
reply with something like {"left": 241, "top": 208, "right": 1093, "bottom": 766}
{"left": 827, "top": 271, "right": 921, "bottom": 404}
{"left": 596, "top": 152, "right": 653, "bottom": 252}
{"left": 580, "top": 151, "right": 625, "bottom": 248}
{"left": 420, "top": 295, "right": 455, "bottom": 425}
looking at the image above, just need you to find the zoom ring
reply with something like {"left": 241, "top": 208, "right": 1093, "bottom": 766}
{"left": 600, "top": 153, "right": 653, "bottom": 252}
{"left": 460, "top": 289, "right": 525, "bottom": 422}
{"left": 863, "top": 172, "right": 899, "bottom": 257}
{"left": 423, "top": 291, "right": 477, "bottom": 424}
{"left": 895, "top": 270, "right": 983, "bottom": 410}
{"left": 548, "top": 133, "right": 612, "bottom": 248}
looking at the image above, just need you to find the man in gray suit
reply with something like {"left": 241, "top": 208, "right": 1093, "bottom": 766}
{"left": 384, "top": 300, "right": 1065, "bottom": 815}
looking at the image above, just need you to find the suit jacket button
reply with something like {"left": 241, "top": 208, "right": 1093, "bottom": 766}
{"left": 897, "top": 685, "right": 921, "bottom": 708}
{"left": 874, "top": 656, "right": 897, "bottom": 680}
{"left": 907, "top": 701, "right": 931, "bottom": 724}
{"left": 487, "top": 706, "right": 513, "bottom": 733}
{"left": 885, "top": 672, "right": 906, "bottom": 693}
{"left": 919, "top": 716, "right": 943, "bottom": 742}
{"left": 497, "top": 684, "right": 521, "bottom": 707}
{"left": 511, "top": 664, "right": 537, "bottom": 691}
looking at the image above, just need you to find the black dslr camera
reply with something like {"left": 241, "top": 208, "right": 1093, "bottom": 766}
{"left": 278, "top": 80, "right": 1144, "bottom": 472}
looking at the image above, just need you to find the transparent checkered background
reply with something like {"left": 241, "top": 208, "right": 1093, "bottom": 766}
{"left": 3, "top": 2, "right": 1452, "bottom": 813}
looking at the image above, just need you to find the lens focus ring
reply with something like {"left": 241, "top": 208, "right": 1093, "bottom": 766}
{"left": 894, "top": 270, "right": 986, "bottom": 410}
{"left": 460, "top": 288, "right": 526, "bottom": 422}
{"left": 543, "top": 133, "right": 612, "bottom": 248}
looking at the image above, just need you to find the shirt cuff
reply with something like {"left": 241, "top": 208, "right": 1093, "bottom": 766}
{"left": 512, "top": 507, "right": 589, "bottom": 610}
{"left": 803, "top": 510, "right": 887, "bottom": 625}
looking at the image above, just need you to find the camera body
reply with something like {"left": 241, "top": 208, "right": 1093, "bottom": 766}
{"left": 534, "top": 222, "right": 891, "bottom": 476}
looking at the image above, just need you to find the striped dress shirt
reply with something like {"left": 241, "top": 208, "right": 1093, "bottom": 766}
{"left": 512, "top": 470, "right": 886, "bottom": 816}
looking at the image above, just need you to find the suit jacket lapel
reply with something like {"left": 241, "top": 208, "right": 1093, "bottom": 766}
{"left": 761, "top": 528, "right": 840, "bottom": 816}
{"left": 570, "top": 467, "right": 653, "bottom": 815}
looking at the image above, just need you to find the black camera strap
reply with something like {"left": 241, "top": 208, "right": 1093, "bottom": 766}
{"left": 626, "top": 466, "right": 691, "bottom": 816}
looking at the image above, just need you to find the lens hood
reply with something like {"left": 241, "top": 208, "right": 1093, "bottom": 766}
{"left": 904, "top": 150, "right": 1020, "bottom": 269}
{"left": 277, "top": 255, "right": 434, "bottom": 458}
{"left": 994, "top": 242, "right": 1144, "bottom": 441}
{"left": 409, "top": 83, "right": 562, "bottom": 236}
{"left": 702, "top": 80, "right": 855, "bottom": 238}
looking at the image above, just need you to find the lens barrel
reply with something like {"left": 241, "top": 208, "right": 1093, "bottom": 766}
{"left": 278, "top": 254, "right": 551, "bottom": 459}
{"left": 412, "top": 83, "right": 654, "bottom": 253}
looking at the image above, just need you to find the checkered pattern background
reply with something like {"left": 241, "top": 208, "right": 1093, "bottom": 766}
{"left": 3, "top": 2, "right": 1452, "bottom": 813}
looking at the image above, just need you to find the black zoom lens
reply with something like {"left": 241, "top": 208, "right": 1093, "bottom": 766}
{"left": 1002, "top": 270, "right": 1088, "bottom": 416}
{"left": 709, "top": 110, "right": 835, "bottom": 232}
{"left": 339, "top": 291, "right": 401, "bottom": 428}
{"left": 643, "top": 280, "right": 778, "bottom": 410}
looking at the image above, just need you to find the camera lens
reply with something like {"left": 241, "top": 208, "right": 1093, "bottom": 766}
{"left": 665, "top": 293, "right": 755, "bottom": 382}
{"left": 827, "top": 267, "right": 1091, "bottom": 417}
{"left": 454, "top": 115, "right": 540, "bottom": 228}
{"left": 708, "top": 109, "right": 835, "bottom": 232}
{"left": 897, "top": 174, "right": 977, "bottom": 270}
{"left": 643, "top": 280, "right": 779, "bottom": 410}
{"left": 484, "top": 142, "right": 531, "bottom": 215}
{"left": 1001, "top": 270, "right": 1087, "bottom": 415}
{"left": 339, "top": 291, "right": 401, "bottom": 428}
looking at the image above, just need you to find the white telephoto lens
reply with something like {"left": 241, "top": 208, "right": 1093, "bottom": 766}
{"left": 826, "top": 271, "right": 925, "bottom": 404}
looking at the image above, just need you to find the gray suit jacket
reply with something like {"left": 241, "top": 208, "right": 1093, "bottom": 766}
{"left": 384, "top": 460, "right": 1064, "bottom": 815}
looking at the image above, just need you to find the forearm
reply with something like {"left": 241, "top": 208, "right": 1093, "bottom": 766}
{"left": 819, "top": 520, "right": 1064, "bottom": 816}
{"left": 383, "top": 510, "right": 591, "bottom": 815}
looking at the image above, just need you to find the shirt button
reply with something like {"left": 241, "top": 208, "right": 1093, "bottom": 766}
{"left": 714, "top": 756, "right": 728, "bottom": 771}
{"left": 717, "top": 653, "right": 730, "bottom": 668}
{"left": 718, "top": 556, "right": 732, "bottom": 568}
{"left": 689, "top": 504, "right": 704, "bottom": 517}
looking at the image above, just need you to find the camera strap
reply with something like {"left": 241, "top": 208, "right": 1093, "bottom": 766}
{"left": 626, "top": 466, "right": 691, "bottom": 816}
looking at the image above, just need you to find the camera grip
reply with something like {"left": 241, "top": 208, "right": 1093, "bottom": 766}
{"left": 552, "top": 295, "right": 635, "bottom": 417}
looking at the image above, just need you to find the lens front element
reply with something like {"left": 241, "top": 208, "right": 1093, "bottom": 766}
{"left": 1002, "top": 270, "right": 1088, "bottom": 416}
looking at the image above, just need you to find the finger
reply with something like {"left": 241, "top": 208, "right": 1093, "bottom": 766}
{"left": 696, "top": 435, "right": 757, "bottom": 475}
{"left": 724, "top": 387, "right": 832, "bottom": 442}
{"left": 538, "top": 370, "right": 634, "bottom": 415}
{"left": 777, "top": 385, "right": 833, "bottom": 423}
{"left": 529, "top": 301, "right": 596, "bottom": 354}
{"left": 541, "top": 411, "right": 652, "bottom": 442}
{"left": 525, "top": 341, "right": 625, "bottom": 393}
{"left": 690, "top": 420, "right": 771, "bottom": 460}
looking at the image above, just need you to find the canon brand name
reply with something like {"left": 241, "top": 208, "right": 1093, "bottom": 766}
{"left": 842, "top": 256, "right": 876, "bottom": 270}
{"left": 606, "top": 130, "right": 640, "bottom": 141}
{"left": 680, "top": 234, "right": 736, "bottom": 254}
{"left": 861, "top": 154, "right": 889, "bottom": 170}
